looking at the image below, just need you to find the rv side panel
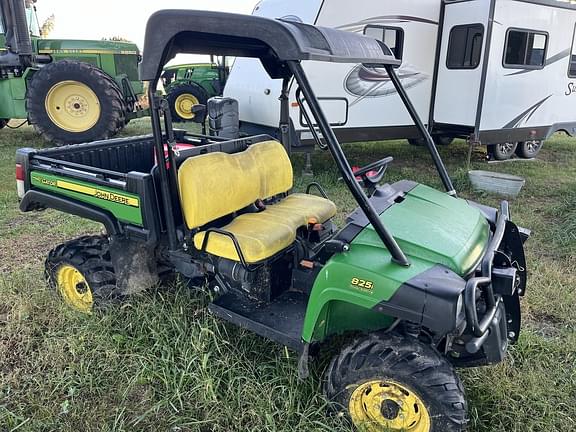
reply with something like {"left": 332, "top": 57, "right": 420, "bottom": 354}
{"left": 479, "top": 0, "right": 576, "bottom": 140}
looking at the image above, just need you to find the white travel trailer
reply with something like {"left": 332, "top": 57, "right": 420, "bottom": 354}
{"left": 224, "top": 0, "right": 576, "bottom": 160}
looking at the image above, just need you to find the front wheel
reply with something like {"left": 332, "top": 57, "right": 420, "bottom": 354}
{"left": 515, "top": 140, "right": 543, "bottom": 159}
{"left": 324, "top": 333, "right": 467, "bottom": 432}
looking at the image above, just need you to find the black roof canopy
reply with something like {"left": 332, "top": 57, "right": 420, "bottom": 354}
{"left": 139, "top": 10, "right": 400, "bottom": 81}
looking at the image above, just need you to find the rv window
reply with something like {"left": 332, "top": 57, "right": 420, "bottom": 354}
{"left": 569, "top": 24, "right": 576, "bottom": 78}
{"left": 504, "top": 29, "right": 548, "bottom": 68}
{"left": 364, "top": 25, "right": 404, "bottom": 60}
{"left": 446, "top": 24, "right": 484, "bottom": 69}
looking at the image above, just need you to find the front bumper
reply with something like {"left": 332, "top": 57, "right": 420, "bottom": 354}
{"left": 458, "top": 200, "right": 529, "bottom": 364}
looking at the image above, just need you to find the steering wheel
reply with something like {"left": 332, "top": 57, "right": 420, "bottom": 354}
{"left": 355, "top": 156, "right": 394, "bottom": 187}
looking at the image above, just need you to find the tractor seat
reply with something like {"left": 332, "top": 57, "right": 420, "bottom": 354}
{"left": 178, "top": 140, "right": 337, "bottom": 263}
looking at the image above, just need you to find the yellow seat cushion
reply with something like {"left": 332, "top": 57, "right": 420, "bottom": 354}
{"left": 178, "top": 140, "right": 293, "bottom": 229}
{"left": 194, "top": 194, "right": 337, "bottom": 263}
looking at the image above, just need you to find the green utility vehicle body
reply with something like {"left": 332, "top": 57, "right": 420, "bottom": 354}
{"left": 303, "top": 184, "right": 491, "bottom": 342}
{"left": 0, "top": 37, "right": 143, "bottom": 120}
{"left": 16, "top": 10, "right": 530, "bottom": 431}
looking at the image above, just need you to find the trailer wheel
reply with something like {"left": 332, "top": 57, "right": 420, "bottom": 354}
{"left": 0, "top": 119, "right": 9, "bottom": 129}
{"left": 489, "top": 142, "right": 518, "bottom": 161}
{"left": 324, "top": 333, "right": 467, "bottom": 432}
{"left": 45, "top": 235, "right": 121, "bottom": 313}
{"left": 167, "top": 82, "right": 208, "bottom": 123}
{"left": 27, "top": 60, "right": 128, "bottom": 145}
{"left": 515, "top": 140, "right": 543, "bottom": 159}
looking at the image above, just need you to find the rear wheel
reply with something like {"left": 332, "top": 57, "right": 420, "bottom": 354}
{"left": 515, "top": 140, "right": 543, "bottom": 159}
{"left": 489, "top": 142, "right": 518, "bottom": 161}
{"left": 324, "top": 333, "right": 467, "bottom": 432}
{"left": 167, "top": 82, "right": 208, "bottom": 123}
{"left": 0, "top": 119, "right": 9, "bottom": 129}
{"left": 27, "top": 60, "right": 127, "bottom": 145}
{"left": 45, "top": 235, "right": 121, "bottom": 313}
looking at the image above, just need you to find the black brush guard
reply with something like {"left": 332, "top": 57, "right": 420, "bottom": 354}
{"left": 463, "top": 201, "right": 519, "bottom": 356}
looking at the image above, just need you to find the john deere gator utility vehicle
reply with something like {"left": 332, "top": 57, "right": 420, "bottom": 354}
{"left": 162, "top": 56, "right": 228, "bottom": 123}
{"left": 16, "top": 10, "right": 530, "bottom": 432}
{"left": 0, "top": 0, "right": 146, "bottom": 144}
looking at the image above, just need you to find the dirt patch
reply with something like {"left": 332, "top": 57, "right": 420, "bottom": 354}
{"left": 0, "top": 231, "right": 69, "bottom": 273}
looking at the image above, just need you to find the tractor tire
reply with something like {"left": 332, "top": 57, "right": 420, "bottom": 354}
{"left": 324, "top": 332, "right": 468, "bottom": 432}
{"left": 27, "top": 60, "right": 128, "bottom": 145}
{"left": 515, "top": 140, "right": 543, "bottom": 159}
{"left": 0, "top": 119, "right": 9, "bottom": 129}
{"left": 489, "top": 142, "right": 518, "bottom": 161}
{"left": 167, "top": 82, "right": 208, "bottom": 123}
{"left": 45, "top": 235, "right": 121, "bottom": 313}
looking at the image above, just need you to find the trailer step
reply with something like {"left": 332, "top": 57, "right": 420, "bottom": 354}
{"left": 208, "top": 290, "right": 307, "bottom": 352}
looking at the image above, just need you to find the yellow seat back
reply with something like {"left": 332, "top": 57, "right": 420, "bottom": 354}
{"left": 178, "top": 140, "right": 293, "bottom": 229}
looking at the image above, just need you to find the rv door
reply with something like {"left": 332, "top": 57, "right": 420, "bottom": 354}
{"left": 434, "top": 1, "right": 490, "bottom": 129}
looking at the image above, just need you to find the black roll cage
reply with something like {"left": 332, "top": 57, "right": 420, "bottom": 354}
{"left": 142, "top": 10, "right": 457, "bottom": 267}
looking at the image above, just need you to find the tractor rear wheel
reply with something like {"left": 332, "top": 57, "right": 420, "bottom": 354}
{"left": 27, "top": 60, "right": 127, "bottom": 145}
{"left": 167, "top": 82, "right": 208, "bottom": 123}
{"left": 0, "top": 119, "right": 9, "bottom": 129}
{"left": 324, "top": 333, "right": 467, "bottom": 432}
{"left": 45, "top": 235, "right": 121, "bottom": 313}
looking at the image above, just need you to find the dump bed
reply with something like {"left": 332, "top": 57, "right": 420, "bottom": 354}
{"left": 16, "top": 132, "right": 273, "bottom": 241}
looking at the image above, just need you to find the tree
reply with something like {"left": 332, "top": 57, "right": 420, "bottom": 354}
{"left": 40, "top": 14, "right": 55, "bottom": 38}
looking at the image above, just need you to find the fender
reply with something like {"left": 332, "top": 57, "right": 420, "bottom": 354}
{"left": 20, "top": 190, "right": 122, "bottom": 235}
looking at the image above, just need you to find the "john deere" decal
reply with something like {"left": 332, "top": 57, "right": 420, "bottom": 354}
{"left": 30, "top": 171, "right": 143, "bottom": 225}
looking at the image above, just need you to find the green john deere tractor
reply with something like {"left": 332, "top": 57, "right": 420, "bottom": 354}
{"left": 0, "top": 0, "right": 146, "bottom": 144}
{"left": 16, "top": 11, "right": 530, "bottom": 432}
{"left": 161, "top": 56, "right": 228, "bottom": 122}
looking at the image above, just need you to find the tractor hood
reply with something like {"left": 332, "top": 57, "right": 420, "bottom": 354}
{"left": 36, "top": 39, "right": 140, "bottom": 55}
{"left": 353, "top": 184, "right": 490, "bottom": 276}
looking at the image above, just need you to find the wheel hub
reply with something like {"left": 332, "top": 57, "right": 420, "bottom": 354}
{"left": 174, "top": 93, "right": 199, "bottom": 120}
{"left": 56, "top": 264, "right": 93, "bottom": 313}
{"left": 45, "top": 80, "right": 101, "bottom": 133}
{"left": 349, "top": 380, "right": 431, "bottom": 432}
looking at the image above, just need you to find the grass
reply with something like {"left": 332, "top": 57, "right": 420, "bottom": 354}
{"left": 1, "top": 119, "right": 575, "bottom": 431}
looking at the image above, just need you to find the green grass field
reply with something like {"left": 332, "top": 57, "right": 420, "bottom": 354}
{"left": 1, "top": 120, "right": 575, "bottom": 432}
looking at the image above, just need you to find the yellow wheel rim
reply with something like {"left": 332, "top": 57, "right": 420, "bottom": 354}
{"left": 349, "top": 380, "right": 431, "bottom": 432}
{"left": 174, "top": 93, "right": 199, "bottom": 120}
{"left": 56, "top": 264, "right": 93, "bottom": 313}
{"left": 45, "top": 80, "right": 101, "bottom": 132}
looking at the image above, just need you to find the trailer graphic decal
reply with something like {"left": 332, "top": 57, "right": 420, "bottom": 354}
{"left": 504, "top": 49, "right": 570, "bottom": 77}
{"left": 344, "top": 64, "right": 427, "bottom": 106}
{"left": 503, "top": 95, "right": 553, "bottom": 129}
{"left": 30, "top": 171, "right": 143, "bottom": 225}
{"left": 336, "top": 15, "right": 438, "bottom": 33}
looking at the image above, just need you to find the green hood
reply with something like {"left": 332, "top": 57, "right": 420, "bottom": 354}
{"left": 354, "top": 184, "right": 489, "bottom": 276}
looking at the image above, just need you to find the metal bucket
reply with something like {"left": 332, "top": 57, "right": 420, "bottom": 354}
{"left": 468, "top": 170, "right": 526, "bottom": 198}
